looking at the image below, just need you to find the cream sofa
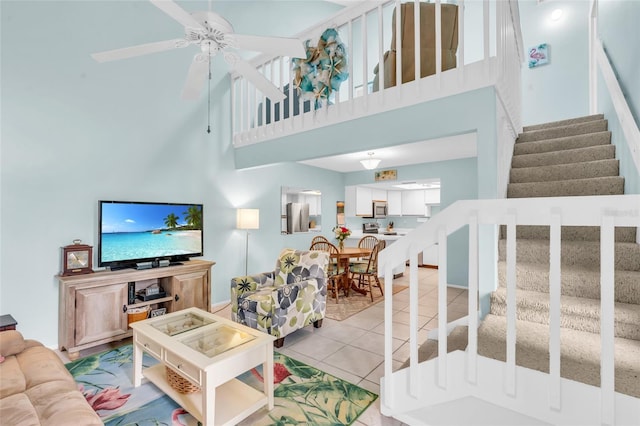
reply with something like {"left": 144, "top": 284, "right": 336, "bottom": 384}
{"left": 0, "top": 330, "right": 102, "bottom": 425}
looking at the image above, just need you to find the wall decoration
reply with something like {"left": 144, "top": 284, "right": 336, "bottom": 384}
{"left": 375, "top": 169, "right": 397, "bottom": 182}
{"left": 336, "top": 201, "right": 345, "bottom": 226}
{"left": 528, "top": 43, "right": 549, "bottom": 68}
{"left": 292, "top": 28, "right": 349, "bottom": 107}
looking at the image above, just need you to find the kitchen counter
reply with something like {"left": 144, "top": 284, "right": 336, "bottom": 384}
{"left": 346, "top": 229, "right": 413, "bottom": 277}
{"left": 346, "top": 228, "right": 438, "bottom": 268}
{"left": 347, "top": 229, "right": 411, "bottom": 242}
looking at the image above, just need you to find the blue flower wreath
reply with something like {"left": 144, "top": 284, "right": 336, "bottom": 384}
{"left": 292, "top": 28, "right": 349, "bottom": 107}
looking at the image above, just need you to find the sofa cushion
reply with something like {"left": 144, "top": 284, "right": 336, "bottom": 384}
{"left": 17, "top": 345, "right": 76, "bottom": 390}
{"left": 0, "top": 330, "right": 27, "bottom": 357}
{"left": 0, "top": 354, "right": 26, "bottom": 398}
{"left": 25, "top": 381, "right": 103, "bottom": 425}
{"left": 0, "top": 392, "right": 40, "bottom": 426}
{"left": 0, "top": 335, "right": 103, "bottom": 425}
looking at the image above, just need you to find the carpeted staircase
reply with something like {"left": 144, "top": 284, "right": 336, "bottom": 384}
{"left": 411, "top": 114, "right": 640, "bottom": 398}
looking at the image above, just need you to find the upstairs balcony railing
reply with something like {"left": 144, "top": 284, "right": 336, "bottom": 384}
{"left": 231, "top": 0, "right": 524, "bottom": 147}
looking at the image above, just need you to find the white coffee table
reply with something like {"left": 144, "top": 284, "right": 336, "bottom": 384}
{"left": 130, "top": 307, "right": 275, "bottom": 426}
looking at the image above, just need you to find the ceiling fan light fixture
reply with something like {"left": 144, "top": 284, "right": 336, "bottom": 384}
{"left": 360, "top": 152, "right": 381, "bottom": 170}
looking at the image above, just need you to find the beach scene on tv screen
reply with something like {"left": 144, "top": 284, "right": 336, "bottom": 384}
{"left": 101, "top": 203, "right": 202, "bottom": 262}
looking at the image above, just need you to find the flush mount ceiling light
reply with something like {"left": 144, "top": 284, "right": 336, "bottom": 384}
{"left": 550, "top": 8, "right": 563, "bottom": 21}
{"left": 360, "top": 152, "right": 381, "bottom": 170}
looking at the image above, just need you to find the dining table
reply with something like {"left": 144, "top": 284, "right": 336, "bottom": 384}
{"left": 330, "top": 246, "right": 372, "bottom": 297}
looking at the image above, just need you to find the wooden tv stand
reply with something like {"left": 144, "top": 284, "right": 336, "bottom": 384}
{"left": 57, "top": 259, "right": 215, "bottom": 360}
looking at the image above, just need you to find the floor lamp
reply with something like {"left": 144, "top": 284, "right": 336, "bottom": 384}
{"left": 236, "top": 208, "right": 260, "bottom": 276}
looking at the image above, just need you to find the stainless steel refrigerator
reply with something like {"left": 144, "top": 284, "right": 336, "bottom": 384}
{"left": 286, "top": 202, "right": 310, "bottom": 234}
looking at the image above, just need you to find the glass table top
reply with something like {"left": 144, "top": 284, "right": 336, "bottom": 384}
{"left": 178, "top": 325, "right": 255, "bottom": 358}
{"left": 151, "top": 311, "right": 215, "bottom": 336}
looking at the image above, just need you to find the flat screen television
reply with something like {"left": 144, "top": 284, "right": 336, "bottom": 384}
{"left": 98, "top": 200, "right": 203, "bottom": 270}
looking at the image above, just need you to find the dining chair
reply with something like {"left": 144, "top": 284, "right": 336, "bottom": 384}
{"left": 358, "top": 235, "right": 379, "bottom": 250}
{"left": 310, "top": 240, "right": 346, "bottom": 303}
{"left": 310, "top": 235, "right": 330, "bottom": 248}
{"left": 357, "top": 235, "right": 379, "bottom": 260}
{"left": 350, "top": 240, "right": 385, "bottom": 302}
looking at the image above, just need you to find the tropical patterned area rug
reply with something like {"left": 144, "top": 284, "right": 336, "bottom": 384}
{"left": 66, "top": 344, "right": 377, "bottom": 426}
{"left": 324, "top": 284, "right": 408, "bottom": 321}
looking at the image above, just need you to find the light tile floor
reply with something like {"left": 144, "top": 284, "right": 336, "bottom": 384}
{"left": 57, "top": 266, "right": 468, "bottom": 426}
{"left": 223, "top": 266, "right": 468, "bottom": 426}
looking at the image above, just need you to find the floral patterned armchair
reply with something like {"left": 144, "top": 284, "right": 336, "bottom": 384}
{"left": 231, "top": 249, "right": 330, "bottom": 348}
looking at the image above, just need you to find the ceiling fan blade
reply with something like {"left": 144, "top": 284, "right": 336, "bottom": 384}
{"left": 231, "top": 34, "right": 306, "bottom": 58}
{"left": 149, "top": 0, "right": 204, "bottom": 30}
{"left": 229, "top": 56, "right": 286, "bottom": 102}
{"left": 91, "top": 38, "right": 186, "bottom": 62}
{"left": 181, "top": 54, "right": 210, "bottom": 100}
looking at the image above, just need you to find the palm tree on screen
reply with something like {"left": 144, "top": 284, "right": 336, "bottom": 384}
{"left": 164, "top": 213, "right": 179, "bottom": 229}
{"left": 183, "top": 206, "right": 202, "bottom": 229}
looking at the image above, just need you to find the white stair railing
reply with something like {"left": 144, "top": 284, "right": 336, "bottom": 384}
{"left": 379, "top": 194, "right": 640, "bottom": 424}
{"left": 232, "top": 0, "right": 523, "bottom": 147}
{"left": 589, "top": 0, "right": 640, "bottom": 178}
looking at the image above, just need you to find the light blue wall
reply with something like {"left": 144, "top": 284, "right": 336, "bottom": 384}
{"left": 0, "top": 0, "right": 343, "bottom": 347}
{"left": 596, "top": 0, "right": 640, "bottom": 194}
{"left": 519, "top": 0, "right": 590, "bottom": 126}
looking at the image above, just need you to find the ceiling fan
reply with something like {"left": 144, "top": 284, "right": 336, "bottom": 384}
{"left": 91, "top": 0, "right": 305, "bottom": 102}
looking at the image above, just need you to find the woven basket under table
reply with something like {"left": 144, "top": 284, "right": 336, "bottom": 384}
{"left": 165, "top": 366, "right": 200, "bottom": 394}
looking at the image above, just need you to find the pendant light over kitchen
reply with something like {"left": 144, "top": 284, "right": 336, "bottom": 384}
{"left": 360, "top": 152, "right": 381, "bottom": 170}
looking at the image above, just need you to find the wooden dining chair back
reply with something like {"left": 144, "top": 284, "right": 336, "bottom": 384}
{"left": 350, "top": 240, "right": 385, "bottom": 302}
{"left": 310, "top": 235, "right": 329, "bottom": 248}
{"left": 356, "top": 235, "right": 378, "bottom": 261}
{"left": 358, "top": 235, "right": 378, "bottom": 250}
{"left": 310, "top": 240, "right": 345, "bottom": 303}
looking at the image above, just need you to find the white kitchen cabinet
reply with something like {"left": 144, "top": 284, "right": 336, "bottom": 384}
{"left": 424, "top": 188, "right": 440, "bottom": 205}
{"left": 371, "top": 188, "right": 387, "bottom": 202}
{"left": 387, "top": 191, "right": 402, "bottom": 216}
{"left": 401, "top": 190, "right": 425, "bottom": 216}
{"left": 302, "top": 194, "right": 321, "bottom": 216}
{"left": 356, "top": 186, "right": 373, "bottom": 216}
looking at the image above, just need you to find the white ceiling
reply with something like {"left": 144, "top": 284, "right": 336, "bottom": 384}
{"left": 298, "top": 132, "right": 478, "bottom": 173}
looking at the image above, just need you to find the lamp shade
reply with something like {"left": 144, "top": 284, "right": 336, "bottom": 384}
{"left": 237, "top": 208, "right": 260, "bottom": 230}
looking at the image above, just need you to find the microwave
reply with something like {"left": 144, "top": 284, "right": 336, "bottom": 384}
{"left": 370, "top": 200, "right": 387, "bottom": 218}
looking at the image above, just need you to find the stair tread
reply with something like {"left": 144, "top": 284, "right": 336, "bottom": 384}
{"left": 496, "top": 260, "right": 640, "bottom": 304}
{"left": 498, "top": 224, "right": 637, "bottom": 242}
{"left": 478, "top": 314, "right": 640, "bottom": 397}
{"left": 479, "top": 314, "right": 640, "bottom": 363}
{"left": 493, "top": 287, "right": 640, "bottom": 313}
{"left": 514, "top": 131, "right": 611, "bottom": 153}
{"left": 507, "top": 176, "right": 624, "bottom": 198}
{"left": 517, "top": 120, "right": 608, "bottom": 143}
{"left": 497, "top": 238, "right": 640, "bottom": 271}
{"left": 522, "top": 114, "right": 605, "bottom": 132}
{"left": 511, "top": 145, "right": 615, "bottom": 168}
{"left": 490, "top": 286, "right": 640, "bottom": 341}
{"left": 510, "top": 159, "right": 619, "bottom": 183}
